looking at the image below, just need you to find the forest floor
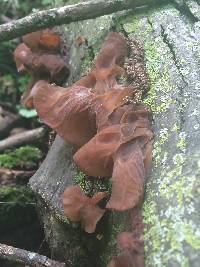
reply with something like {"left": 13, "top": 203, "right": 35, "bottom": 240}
{"left": 0, "top": 1, "right": 57, "bottom": 266}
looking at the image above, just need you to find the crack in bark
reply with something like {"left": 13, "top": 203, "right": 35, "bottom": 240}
{"left": 160, "top": 25, "right": 188, "bottom": 86}
{"left": 160, "top": 25, "right": 187, "bottom": 130}
{"left": 147, "top": 17, "right": 154, "bottom": 30}
{"left": 171, "top": 0, "right": 199, "bottom": 23}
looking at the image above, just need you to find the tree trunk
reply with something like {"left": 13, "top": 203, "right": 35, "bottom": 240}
{"left": 29, "top": 1, "right": 200, "bottom": 266}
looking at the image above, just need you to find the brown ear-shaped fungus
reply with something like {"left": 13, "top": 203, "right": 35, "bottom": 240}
{"left": 73, "top": 124, "right": 120, "bottom": 177}
{"left": 106, "top": 141, "right": 145, "bottom": 211}
{"left": 14, "top": 28, "right": 69, "bottom": 108}
{"left": 26, "top": 32, "right": 153, "bottom": 211}
{"left": 14, "top": 43, "right": 31, "bottom": 73}
{"left": 31, "top": 81, "right": 96, "bottom": 146}
{"left": 22, "top": 28, "right": 61, "bottom": 52}
{"left": 74, "top": 32, "right": 127, "bottom": 94}
{"left": 93, "top": 32, "right": 127, "bottom": 71}
{"left": 15, "top": 29, "right": 68, "bottom": 81}
{"left": 15, "top": 47, "right": 69, "bottom": 83}
{"left": 73, "top": 39, "right": 153, "bottom": 208}
{"left": 106, "top": 109, "right": 153, "bottom": 211}
{"left": 63, "top": 185, "right": 106, "bottom": 233}
{"left": 14, "top": 31, "right": 153, "bottom": 214}
{"left": 74, "top": 72, "right": 96, "bottom": 88}
{"left": 107, "top": 232, "right": 144, "bottom": 267}
{"left": 16, "top": 52, "right": 69, "bottom": 83}
{"left": 91, "top": 32, "right": 127, "bottom": 94}
{"left": 107, "top": 254, "right": 133, "bottom": 267}
{"left": 117, "top": 232, "right": 143, "bottom": 254}
{"left": 74, "top": 103, "right": 153, "bottom": 210}
{"left": 92, "top": 87, "right": 136, "bottom": 130}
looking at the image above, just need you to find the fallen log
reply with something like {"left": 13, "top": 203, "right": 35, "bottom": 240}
{"left": 0, "top": 107, "right": 21, "bottom": 140}
{"left": 0, "top": 127, "right": 45, "bottom": 152}
{"left": 0, "top": 167, "right": 35, "bottom": 185}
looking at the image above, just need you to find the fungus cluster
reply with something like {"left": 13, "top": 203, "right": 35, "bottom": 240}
{"left": 14, "top": 30, "right": 153, "bottom": 267}
{"left": 63, "top": 185, "right": 107, "bottom": 233}
{"left": 14, "top": 28, "right": 69, "bottom": 108}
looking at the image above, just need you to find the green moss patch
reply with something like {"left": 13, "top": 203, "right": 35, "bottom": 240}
{"left": 0, "top": 146, "right": 42, "bottom": 170}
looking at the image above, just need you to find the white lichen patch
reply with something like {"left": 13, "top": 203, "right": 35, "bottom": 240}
{"left": 0, "top": 245, "right": 14, "bottom": 255}
{"left": 28, "top": 252, "right": 37, "bottom": 260}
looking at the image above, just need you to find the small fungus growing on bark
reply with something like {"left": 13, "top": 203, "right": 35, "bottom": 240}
{"left": 75, "top": 35, "right": 87, "bottom": 46}
{"left": 63, "top": 185, "right": 107, "bottom": 233}
{"left": 107, "top": 205, "right": 145, "bottom": 266}
{"left": 23, "top": 29, "right": 61, "bottom": 52}
{"left": 107, "top": 231, "right": 144, "bottom": 267}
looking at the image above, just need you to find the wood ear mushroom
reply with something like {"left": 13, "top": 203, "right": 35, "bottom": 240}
{"left": 14, "top": 31, "right": 153, "bottom": 258}
{"left": 14, "top": 28, "right": 69, "bottom": 108}
{"left": 63, "top": 185, "right": 107, "bottom": 233}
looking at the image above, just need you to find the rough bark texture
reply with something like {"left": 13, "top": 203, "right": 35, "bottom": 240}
{"left": 29, "top": 0, "right": 200, "bottom": 267}
{"left": 0, "top": 243, "right": 65, "bottom": 267}
{"left": 0, "top": 127, "right": 45, "bottom": 152}
{"left": 0, "top": 0, "right": 161, "bottom": 42}
{"left": 0, "top": 107, "right": 21, "bottom": 139}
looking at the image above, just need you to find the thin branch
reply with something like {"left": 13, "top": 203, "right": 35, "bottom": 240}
{"left": 0, "top": 167, "right": 35, "bottom": 185}
{"left": 0, "top": 127, "right": 45, "bottom": 152}
{"left": 0, "top": 107, "right": 21, "bottom": 139}
{"left": 0, "top": 201, "right": 36, "bottom": 205}
{"left": 0, "top": 0, "right": 161, "bottom": 42}
{"left": 0, "top": 167, "right": 35, "bottom": 178}
{"left": 0, "top": 243, "right": 66, "bottom": 267}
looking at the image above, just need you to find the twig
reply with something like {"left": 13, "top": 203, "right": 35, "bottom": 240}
{"left": 0, "top": 243, "right": 66, "bottom": 267}
{"left": 0, "top": 0, "right": 161, "bottom": 42}
{"left": 0, "top": 107, "right": 21, "bottom": 139}
{"left": 0, "top": 201, "right": 36, "bottom": 205}
{"left": 0, "top": 168, "right": 35, "bottom": 178}
{"left": 0, "top": 127, "right": 45, "bottom": 152}
{"left": 0, "top": 168, "right": 35, "bottom": 185}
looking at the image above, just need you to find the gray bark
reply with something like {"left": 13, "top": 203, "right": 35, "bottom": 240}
{"left": 0, "top": 127, "right": 45, "bottom": 152}
{"left": 0, "top": 243, "right": 65, "bottom": 267}
{"left": 29, "top": 1, "right": 200, "bottom": 267}
{"left": 0, "top": 107, "right": 21, "bottom": 140}
{"left": 0, "top": 0, "right": 162, "bottom": 42}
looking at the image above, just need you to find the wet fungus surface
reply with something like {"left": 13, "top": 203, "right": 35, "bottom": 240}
{"left": 63, "top": 185, "right": 107, "bottom": 233}
{"left": 14, "top": 28, "right": 69, "bottom": 108}
{"left": 14, "top": 30, "right": 153, "bottom": 266}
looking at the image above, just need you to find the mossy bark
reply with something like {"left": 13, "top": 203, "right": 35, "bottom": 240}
{"left": 29, "top": 1, "right": 200, "bottom": 266}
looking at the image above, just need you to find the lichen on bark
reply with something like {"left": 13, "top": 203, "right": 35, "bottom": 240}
{"left": 115, "top": 3, "right": 200, "bottom": 267}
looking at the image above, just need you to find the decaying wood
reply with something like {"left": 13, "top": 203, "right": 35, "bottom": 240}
{"left": 0, "top": 243, "right": 66, "bottom": 267}
{"left": 0, "top": 127, "right": 45, "bottom": 152}
{"left": 0, "top": 107, "right": 21, "bottom": 139}
{"left": 0, "top": 0, "right": 164, "bottom": 42}
{"left": 0, "top": 168, "right": 35, "bottom": 185}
